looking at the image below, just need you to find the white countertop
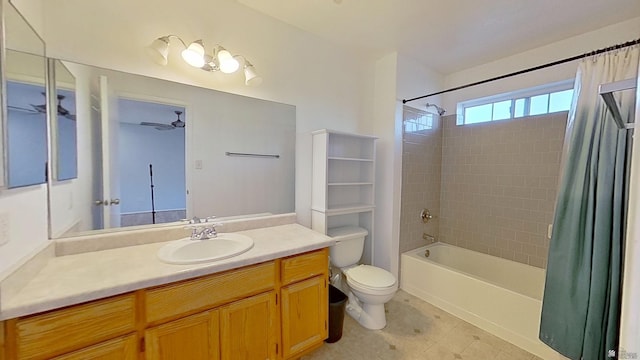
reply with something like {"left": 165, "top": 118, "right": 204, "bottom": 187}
{"left": 0, "top": 223, "right": 334, "bottom": 320}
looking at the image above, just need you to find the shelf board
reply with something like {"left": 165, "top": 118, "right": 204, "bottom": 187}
{"left": 311, "top": 128, "right": 378, "bottom": 139}
{"left": 312, "top": 204, "right": 375, "bottom": 216}
{"left": 328, "top": 182, "right": 374, "bottom": 186}
{"left": 328, "top": 156, "right": 374, "bottom": 162}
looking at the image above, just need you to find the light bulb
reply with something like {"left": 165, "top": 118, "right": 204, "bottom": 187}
{"left": 215, "top": 48, "right": 239, "bottom": 73}
{"left": 217, "top": 49, "right": 233, "bottom": 62}
{"left": 181, "top": 40, "right": 206, "bottom": 68}
{"left": 219, "top": 57, "right": 240, "bottom": 73}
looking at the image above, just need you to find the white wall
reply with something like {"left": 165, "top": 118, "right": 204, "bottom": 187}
{"left": 371, "top": 53, "right": 399, "bottom": 273}
{"left": 397, "top": 55, "right": 445, "bottom": 113}
{"left": 441, "top": 17, "right": 640, "bottom": 113}
{"left": 371, "top": 53, "right": 444, "bottom": 276}
{"left": 119, "top": 124, "right": 185, "bottom": 213}
{"left": 619, "top": 65, "right": 640, "bottom": 357}
{"left": 0, "top": 186, "right": 48, "bottom": 275}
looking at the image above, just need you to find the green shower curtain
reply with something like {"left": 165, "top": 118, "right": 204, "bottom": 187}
{"left": 539, "top": 47, "right": 639, "bottom": 360}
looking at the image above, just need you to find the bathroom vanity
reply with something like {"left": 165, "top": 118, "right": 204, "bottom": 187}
{"left": 0, "top": 222, "right": 333, "bottom": 360}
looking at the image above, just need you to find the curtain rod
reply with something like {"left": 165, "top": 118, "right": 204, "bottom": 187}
{"left": 402, "top": 38, "right": 640, "bottom": 104}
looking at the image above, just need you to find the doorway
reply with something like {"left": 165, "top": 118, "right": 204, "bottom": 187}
{"left": 117, "top": 98, "right": 186, "bottom": 227}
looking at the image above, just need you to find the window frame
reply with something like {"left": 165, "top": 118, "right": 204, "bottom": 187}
{"left": 456, "top": 79, "right": 574, "bottom": 125}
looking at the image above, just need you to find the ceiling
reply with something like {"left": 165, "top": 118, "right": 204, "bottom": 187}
{"left": 236, "top": 0, "right": 640, "bottom": 75}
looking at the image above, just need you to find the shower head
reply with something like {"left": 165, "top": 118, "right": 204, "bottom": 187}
{"left": 426, "top": 103, "right": 446, "bottom": 116}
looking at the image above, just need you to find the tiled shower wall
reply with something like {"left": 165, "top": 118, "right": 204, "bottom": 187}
{"left": 399, "top": 110, "right": 567, "bottom": 268}
{"left": 399, "top": 107, "right": 442, "bottom": 254}
{"left": 438, "top": 112, "right": 567, "bottom": 268}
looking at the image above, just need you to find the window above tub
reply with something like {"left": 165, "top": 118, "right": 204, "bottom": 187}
{"left": 456, "top": 79, "right": 574, "bottom": 125}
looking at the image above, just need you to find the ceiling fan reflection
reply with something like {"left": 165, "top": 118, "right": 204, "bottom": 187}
{"left": 8, "top": 92, "right": 76, "bottom": 121}
{"left": 140, "top": 110, "right": 185, "bottom": 131}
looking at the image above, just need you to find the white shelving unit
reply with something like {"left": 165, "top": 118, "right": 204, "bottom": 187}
{"left": 311, "top": 129, "right": 377, "bottom": 265}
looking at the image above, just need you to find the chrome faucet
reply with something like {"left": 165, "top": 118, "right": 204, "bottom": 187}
{"left": 184, "top": 216, "right": 222, "bottom": 240}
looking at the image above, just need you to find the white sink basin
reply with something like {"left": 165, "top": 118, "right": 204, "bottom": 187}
{"left": 157, "top": 233, "right": 254, "bottom": 265}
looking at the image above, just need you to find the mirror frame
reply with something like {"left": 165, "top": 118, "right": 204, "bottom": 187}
{"left": 0, "top": 0, "right": 9, "bottom": 188}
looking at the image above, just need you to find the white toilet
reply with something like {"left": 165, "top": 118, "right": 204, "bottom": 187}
{"left": 328, "top": 226, "right": 398, "bottom": 330}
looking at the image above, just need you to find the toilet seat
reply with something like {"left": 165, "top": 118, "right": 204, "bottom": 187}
{"left": 345, "top": 265, "right": 397, "bottom": 294}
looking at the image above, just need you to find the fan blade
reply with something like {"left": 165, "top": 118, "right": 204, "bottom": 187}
{"left": 30, "top": 104, "right": 47, "bottom": 113}
{"left": 8, "top": 105, "right": 40, "bottom": 114}
{"left": 140, "top": 121, "right": 170, "bottom": 127}
{"left": 140, "top": 121, "right": 174, "bottom": 130}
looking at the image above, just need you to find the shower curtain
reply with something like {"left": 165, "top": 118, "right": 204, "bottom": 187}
{"left": 539, "top": 46, "right": 639, "bottom": 360}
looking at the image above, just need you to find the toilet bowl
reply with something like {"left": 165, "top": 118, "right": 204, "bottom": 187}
{"left": 328, "top": 226, "right": 398, "bottom": 330}
{"left": 342, "top": 264, "right": 397, "bottom": 329}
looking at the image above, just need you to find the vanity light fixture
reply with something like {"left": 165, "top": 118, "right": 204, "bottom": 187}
{"left": 147, "top": 35, "right": 262, "bottom": 86}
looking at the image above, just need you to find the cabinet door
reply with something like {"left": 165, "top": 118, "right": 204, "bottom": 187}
{"left": 145, "top": 310, "right": 219, "bottom": 360}
{"left": 281, "top": 276, "right": 328, "bottom": 359}
{"left": 52, "top": 334, "right": 137, "bottom": 360}
{"left": 220, "top": 292, "right": 278, "bottom": 360}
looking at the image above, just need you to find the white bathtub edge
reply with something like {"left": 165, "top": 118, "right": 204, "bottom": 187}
{"left": 401, "top": 251, "right": 568, "bottom": 360}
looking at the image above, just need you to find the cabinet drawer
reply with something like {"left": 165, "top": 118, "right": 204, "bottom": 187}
{"left": 52, "top": 334, "right": 137, "bottom": 360}
{"left": 13, "top": 294, "right": 136, "bottom": 360}
{"left": 146, "top": 261, "right": 276, "bottom": 324}
{"left": 281, "top": 249, "right": 328, "bottom": 285}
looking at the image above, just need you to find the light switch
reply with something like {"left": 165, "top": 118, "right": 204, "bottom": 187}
{"left": 547, "top": 224, "right": 553, "bottom": 239}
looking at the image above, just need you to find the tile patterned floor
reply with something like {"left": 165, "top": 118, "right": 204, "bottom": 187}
{"left": 303, "top": 290, "right": 544, "bottom": 360}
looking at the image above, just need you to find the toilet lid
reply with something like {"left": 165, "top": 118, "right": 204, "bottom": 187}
{"left": 347, "top": 265, "right": 396, "bottom": 288}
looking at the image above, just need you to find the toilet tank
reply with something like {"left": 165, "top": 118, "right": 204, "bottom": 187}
{"left": 328, "top": 226, "right": 369, "bottom": 268}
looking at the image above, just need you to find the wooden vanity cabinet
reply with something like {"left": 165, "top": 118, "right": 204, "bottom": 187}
{"left": 4, "top": 294, "right": 137, "bottom": 360}
{"left": 145, "top": 310, "right": 219, "bottom": 360}
{"left": 52, "top": 334, "right": 137, "bottom": 360}
{"left": 1, "top": 320, "right": 5, "bottom": 360}
{"left": 280, "top": 249, "right": 329, "bottom": 359}
{"left": 1, "top": 248, "right": 329, "bottom": 360}
{"left": 220, "top": 291, "right": 278, "bottom": 360}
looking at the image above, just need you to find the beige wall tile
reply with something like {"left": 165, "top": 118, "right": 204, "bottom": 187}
{"left": 401, "top": 111, "right": 566, "bottom": 268}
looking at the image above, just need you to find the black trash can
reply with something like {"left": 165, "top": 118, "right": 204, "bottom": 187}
{"left": 327, "top": 284, "right": 348, "bottom": 343}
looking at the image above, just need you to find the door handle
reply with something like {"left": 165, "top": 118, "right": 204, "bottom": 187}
{"left": 109, "top": 198, "right": 120, "bottom": 205}
{"left": 95, "top": 200, "right": 109, "bottom": 206}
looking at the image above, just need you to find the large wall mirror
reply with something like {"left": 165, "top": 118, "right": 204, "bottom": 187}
{"left": 47, "top": 61, "right": 296, "bottom": 238}
{"left": 51, "top": 59, "right": 78, "bottom": 181}
{"left": 4, "top": 1, "right": 297, "bottom": 239}
{"left": 2, "top": 1, "right": 46, "bottom": 188}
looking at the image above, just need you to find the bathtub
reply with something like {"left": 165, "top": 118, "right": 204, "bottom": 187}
{"left": 401, "top": 243, "right": 567, "bottom": 360}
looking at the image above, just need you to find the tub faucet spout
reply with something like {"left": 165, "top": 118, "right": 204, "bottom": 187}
{"left": 423, "top": 233, "right": 436, "bottom": 243}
